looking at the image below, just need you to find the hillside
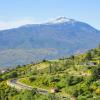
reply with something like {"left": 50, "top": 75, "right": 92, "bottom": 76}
{"left": 0, "top": 17, "right": 100, "bottom": 67}
{"left": 0, "top": 45, "right": 100, "bottom": 100}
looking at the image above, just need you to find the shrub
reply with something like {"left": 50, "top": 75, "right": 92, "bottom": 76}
{"left": 29, "top": 76, "right": 36, "bottom": 82}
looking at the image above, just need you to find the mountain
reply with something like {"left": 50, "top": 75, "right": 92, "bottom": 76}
{"left": 0, "top": 17, "right": 100, "bottom": 67}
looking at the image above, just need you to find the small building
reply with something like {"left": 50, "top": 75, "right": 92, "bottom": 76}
{"left": 50, "top": 88, "right": 59, "bottom": 93}
{"left": 0, "top": 69, "right": 9, "bottom": 74}
{"left": 87, "top": 62, "right": 96, "bottom": 66}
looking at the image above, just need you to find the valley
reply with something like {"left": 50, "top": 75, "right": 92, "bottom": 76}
{"left": 0, "top": 0, "right": 100, "bottom": 100}
{"left": 0, "top": 45, "right": 100, "bottom": 100}
{"left": 0, "top": 17, "right": 100, "bottom": 67}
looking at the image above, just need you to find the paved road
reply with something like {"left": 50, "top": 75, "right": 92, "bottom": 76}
{"left": 7, "top": 78, "right": 48, "bottom": 95}
{"left": 7, "top": 78, "right": 69, "bottom": 100}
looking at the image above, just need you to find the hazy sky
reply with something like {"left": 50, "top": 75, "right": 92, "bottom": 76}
{"left": 0, "top": 0, "right": 100, "bottom": 30}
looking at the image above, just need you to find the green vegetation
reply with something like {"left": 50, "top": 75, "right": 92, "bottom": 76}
{"left": 0, "top": 45, "right": 100, "bottom": 100}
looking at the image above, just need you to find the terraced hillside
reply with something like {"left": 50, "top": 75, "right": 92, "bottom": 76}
{"left": 0, "top": 45, "right": 100, "bottom": 100}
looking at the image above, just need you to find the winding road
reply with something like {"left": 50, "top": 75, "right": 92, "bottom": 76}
{"left": 7, "top": 78, "right": 69, "bottom": 99}
{"left": 7, "top": 78, "right": 48, "bottom": 95}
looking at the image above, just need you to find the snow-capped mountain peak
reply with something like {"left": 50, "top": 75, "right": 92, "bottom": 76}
{"left": 46, "top": 17, "right": 75, "bottom": 24}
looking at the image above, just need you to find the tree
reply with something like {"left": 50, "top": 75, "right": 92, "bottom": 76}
{"left": 48, "top": 63, "right": 52, "bottom": 73}
{"left": 9, "top": 71, "right": 18, "bottom": 78}
{"left": 85, "top": 51, "right": 92, "bottom": 60}
{"left": 0, "top": 78, "right": 3, "bottom": 82}
{"left": 92, "top": 64, "right": 100, "bottom": 79}
{"left": 70, "top": 55, "right": 75, "bottom": 60}
{"left": 29, "top": 76, "right": 36, "bottom": 82}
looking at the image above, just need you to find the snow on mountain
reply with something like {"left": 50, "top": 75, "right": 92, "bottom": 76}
{"left": 0, "top": 17, "right": 100, "bottom": 67}
{"left": 45, "top": 17, "right": 75, "bottom": 24}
